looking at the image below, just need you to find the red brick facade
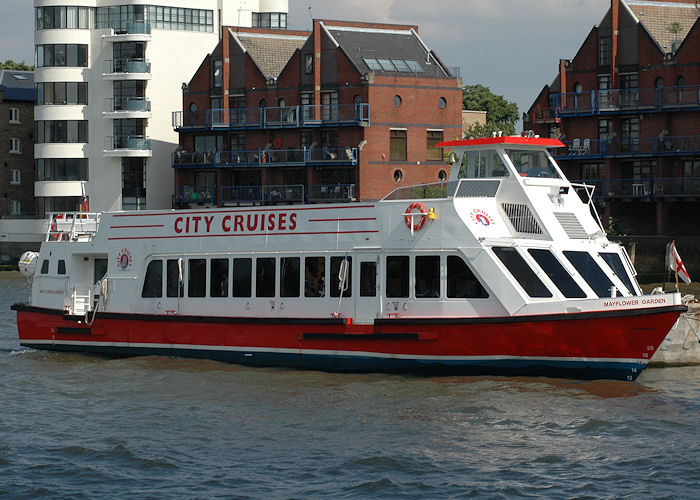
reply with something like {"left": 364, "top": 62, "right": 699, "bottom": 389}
{"left": 525, "top": 0, "right": 700, "bottom": 236}
{"left": 173, "top": 20, "right": 462, "bottom": 207}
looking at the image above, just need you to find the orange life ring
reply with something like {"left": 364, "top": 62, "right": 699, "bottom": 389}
{"left": 273, "top": 137, "right": 282, "bottom": 149}
{"left": 404, "top": 202, "right": 427, "bottom": 231}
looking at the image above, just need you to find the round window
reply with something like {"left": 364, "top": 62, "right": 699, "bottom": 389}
{"left": 438, "top": 97, "right": 447, "bottom": 109}
{"left": 393, "top": 170, "right": 403, "bottom": 182}
{"left": 393, "top": 95, "right": 402, "bottom": 107}
{"left": 189, "top": 102, "right": 198, "bottom": 112}
{"left": 438, "top": 170, "right": 446, "bottom": 181}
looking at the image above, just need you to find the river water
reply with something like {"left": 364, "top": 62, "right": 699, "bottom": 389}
{"left": 1, "top": 272, "right": 699, "bottom": 498}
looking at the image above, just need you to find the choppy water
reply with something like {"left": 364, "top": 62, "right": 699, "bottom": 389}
{"left": 1, "top": 272, "right": 699, "bottom": 498}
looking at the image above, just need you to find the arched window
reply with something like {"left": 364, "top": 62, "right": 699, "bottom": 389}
{"left": 655, "top": 77, "right": 664, "bottom": 88}
{"left": 278, "top": 98, "right": 286, "bottom": 107}
{"left": 259, "top": 99, "right": 267, "bottom": 108}
{"left": 574, "top": 82, "right": 583, "bottom": 93}
{"left": 677, "top": 75, "right": 686, "bottom": 87}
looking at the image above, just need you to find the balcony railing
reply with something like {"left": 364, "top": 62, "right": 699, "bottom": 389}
{"left": 172, "top": 103, "right": 370, "bottom": 131}
{"left": 104, "top": 97, "right": 151, "bottom": 113}
{"left": 572, "top": 177, "right": 700, "bottom": 200}
{"left": 550, "top": 85, "right": 700, "bottom": 116}
{"left": 104, "top": 58, "right": 151, "bottom": 74}
{"left": 552, "top": 135, "right": 700, "bottom": 159}
{"left": 172, "top": 147, "right": 358, "bottom": 168}
{"left": 173, "top": 183, "right": 358, "bottom": 206}
{"left": 105, "top": 135, "right": 151, "bottom": 151}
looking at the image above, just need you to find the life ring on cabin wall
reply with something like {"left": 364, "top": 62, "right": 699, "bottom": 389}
{"left": 273, "top": 137, "right": 282, "bottom": 149}
{"left": 404, "top": 202, "right": 428, "bottom": 231}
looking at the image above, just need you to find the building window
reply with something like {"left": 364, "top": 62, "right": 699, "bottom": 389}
{"left": 36, "top": 82, "right": 88, "bottom": 105}
{"left": 438, "top": 170, "right": 447, "bottom": 181}
{"left": 251, "top": 12, "right": 287, "bottom": 29}
{"left": 36, "top": 44, "right": 88, "bottom": 67}
{"left": 598, "top": 75, "right": 612, "bottom": 107}
{"left": 393, "top": 95, "right": 402, "bottom": 107}
{"left": 581, "top": 163, "right": 604, "bottom": 180}
{"left": 304, "top": 54, "right": 313, "bottom": 74}
{"left": 9, "top": 107, "right": 20, "bottom": 123}
{"left": 390, "top": 129, "right": 407, "bottom": 161}
{"left": 322, "top": 91, "right": 339, "bottom": 121}
{"left": 96, "top": 6, "right": 213, "bottom": 33}
{"left": 36, "top": 6, "right": 92, "bottom": 30}
{"left": 393, "top": 169, "right": 403, "bottom": 182}
{"left": 598, "top": 119, "right": 612, "bottom": 141}
{"left": 438, "top": 97, "right": 447, "bottom": 109}
{"left": 655, "top": 77, "right": 664, "bottom": 88}
{"left": 121, "top": 158, "right": 146, "bottom": 210}
{"left": 10, "top": 138, "right": 20, "bottom": 153}
{"left": 426, "top": 130, "right": 443, "bottom": 161}
{"left": 599, "top": 36, "right": 611, "bottom": 66}
{"left": 574, "top": 82, "right": 583, "bottom": 93}
{"left": 10, "top": 200, "right": 21, "bottom": 216}
{"left": 36, "top": 158, "right": 88, "bottom": 181}
{"left": 621, "top": 117, "right": 639, "bottom": 152}
{"left": 10, "top": 169, "right": 20, "bottom": 185}
{"left": 677, "top": 75, "right": 686, "bottom": 87}
{"left": 35, "top": 120, "right": 89, "bottom": 143}
{"left": 213, "top": 60, "right": 222, "bottom": 88}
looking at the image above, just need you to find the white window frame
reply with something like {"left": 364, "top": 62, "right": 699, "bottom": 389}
{"left": 9, "top": 107, "right": 20, "bottom": 124}
{"left": 10, "top": 200, "right": 21, "bottom": 216}
{"left": 10, "top": 169, "right": 21, "bottom": 185}
{"left": 10, "top": 137, "right": 21, "bottom": 154}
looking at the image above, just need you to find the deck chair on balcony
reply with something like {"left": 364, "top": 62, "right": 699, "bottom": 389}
{"left": 569, "top": 139, "right": 581, "bottom": 155}
{"left": 582, "top": 139, "right": 591, "bottom": 155}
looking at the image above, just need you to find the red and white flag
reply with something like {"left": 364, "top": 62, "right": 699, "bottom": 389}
{"left": 81, "top": 182, "right": 88, "bottom": 212}
{"left": 668, "top": 241, "right": 691, "bottom": 284}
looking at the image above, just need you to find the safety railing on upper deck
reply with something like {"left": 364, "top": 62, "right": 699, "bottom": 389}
{"left": 382, "top": 179, "right": 505, "bottom": 201}
{"left": 46, "top": 212, "right": 100, "bottom": 242}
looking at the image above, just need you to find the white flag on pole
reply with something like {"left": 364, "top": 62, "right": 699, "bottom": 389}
{"left": 668, "top": 241, "right": 691, "bottom": 284}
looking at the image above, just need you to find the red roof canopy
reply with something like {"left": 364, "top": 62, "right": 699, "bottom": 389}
{"left": 436, "top": 136, "right": 566, "bottom": 148}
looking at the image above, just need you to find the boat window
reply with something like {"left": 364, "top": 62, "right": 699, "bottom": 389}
{"left": 280, "top": 257, "right": 300, "bottom": 298}
{"left": 446, "top": 255, "right": 489, "bottom": 298}
{"left": 330, "top": 256, "right": 352, "bottom": 298}
{"left": 505, "top": 149, "right": 560, "bottom": 179}
{"left": 304, "top": 256, "right": 325, "bottom": 297}
{"left": 167, "top": 259, "right": 183, "bottom": 298}
{"left": 459, "top": 149, "right": 510, "bottom": 178}
{"left": 188, "top": 259, "right": 206, "bottom": 298}
{"left": 141, "top": 260, "right": 163, "bottom": 298}
{"left": 528, "top": 249, "right": 587, "bottom": 298}
{"left": 210, "top": 258, "right": 229, "bottom": 298}
{"left": 492, "top": 247, "right": 552, "bottom": 298}
{"left": 57, "top": 260, "right": 66, "bottom": 275}
{"left": 256, "top": 257, "right": 276, "bottom": 297}
{"left": 386, "top": 256, "right": 409, "bottom": 298}
{"left": 360, "top": 261, "right": 377, "bottom": 297}
{"left": 563, "top": 251, "right": 619, "bottom": 298}
{"left": 94, "top": 258, "right": 108, "bottom": 283}
{"left": 415, "top": 255, "right": 440, "bottom": 298}
{"left": 233, "top": 258, "right": 252, "bottom": 297}
{"left": 599, "top": 252, "right": 638, "bottom": 296}
{"left": 41, "top": 259, "right": 49, "bottom": 274}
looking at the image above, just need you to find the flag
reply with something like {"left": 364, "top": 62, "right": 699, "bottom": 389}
{"left": 81, "top": 183, "right": 88, "bottom": 212}
{"left": 668, "top": 241, "right": 691, "bottom": 285}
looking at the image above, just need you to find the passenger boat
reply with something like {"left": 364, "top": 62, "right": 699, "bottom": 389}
{"left": 13, "top": 137, "right": 686, "bottom": 381}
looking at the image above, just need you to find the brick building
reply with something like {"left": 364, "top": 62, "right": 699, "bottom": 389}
{"left": 524, "top": 0, "right": 700, "bottom": 236}
{"left": 172, "top": 19, "right": 462, "bottom": 206}
{"left": 0, "top": 70, "right": 35, "bottom": 218}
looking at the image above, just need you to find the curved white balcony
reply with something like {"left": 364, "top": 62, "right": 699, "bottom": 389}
{"left": 103, "top": 97, "right": 152, "bottom": 119}
{"left": 104, "top": 135, "right": 152, "bottom": 157}
{"left": 102, "top": 59, "right": 151, "bottom": 81}
{"left": 102, "top": 21, "right": 152, "bottom": 42}
{"left": 35, "top": 180, "right": 84, "bottom": 198}
{"left": 34, "top": 143, "right": 87, "bottom": 159}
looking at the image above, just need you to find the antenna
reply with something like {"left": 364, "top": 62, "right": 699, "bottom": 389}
{"left": 308, "top": 6, "right": 313, "bottom": 22}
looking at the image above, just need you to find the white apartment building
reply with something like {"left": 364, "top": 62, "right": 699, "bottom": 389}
{"left": 33, "top": 0, "right": 289, "bottom": 215}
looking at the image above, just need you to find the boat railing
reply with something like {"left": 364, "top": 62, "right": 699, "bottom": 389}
{"left": 382, "top": 181, "right": 455, "bottom": 201}
{"left": 46, "top": 212, "right": 100, "bottom": 242}
{"left": 570, "top": 183, "right": 605, "bottom": 233}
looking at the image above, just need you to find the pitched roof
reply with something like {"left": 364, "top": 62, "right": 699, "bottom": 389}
{"left": 231, "top": 29, "right": 308, "bottom": 80}
{"left": 323, "top": 24, "right": 452, "bottom": 79}
{"left": 624, "top": 0, "right": 700, "bottom": 52}
{"left": 0, "top": 70, "right": 34, "bottom": 101}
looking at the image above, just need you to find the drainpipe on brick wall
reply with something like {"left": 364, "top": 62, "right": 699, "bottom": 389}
{"left": 611, "top": 0, "right": 619, "bottom": 89}
{"left": 313, "top": 20, "right": 322, "bottom": 121}
{"left": 559, "top": 59, "right": 568, "bottom": 111}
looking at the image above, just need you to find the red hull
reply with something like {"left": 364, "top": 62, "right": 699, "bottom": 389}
{"left": 13, "top": 304, "right": 685, "bottom": 381}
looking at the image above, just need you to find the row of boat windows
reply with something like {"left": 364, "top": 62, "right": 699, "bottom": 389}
{"left": 140, "top": 255, "right": 489, "bottom": 300}
{"left": 495, "top": 248, "right": 638, "bottom": 298}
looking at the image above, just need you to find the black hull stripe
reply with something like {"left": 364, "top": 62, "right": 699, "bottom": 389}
{"left": 12, "top": 303, "right": 687, "bottom": 325}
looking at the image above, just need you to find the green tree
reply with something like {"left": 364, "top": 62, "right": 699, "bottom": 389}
{"left": 0, "top": 59, "right": 34, "bottom": 71}
{"left": 462, "top": 84, "right": 518, "bottom": 137}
